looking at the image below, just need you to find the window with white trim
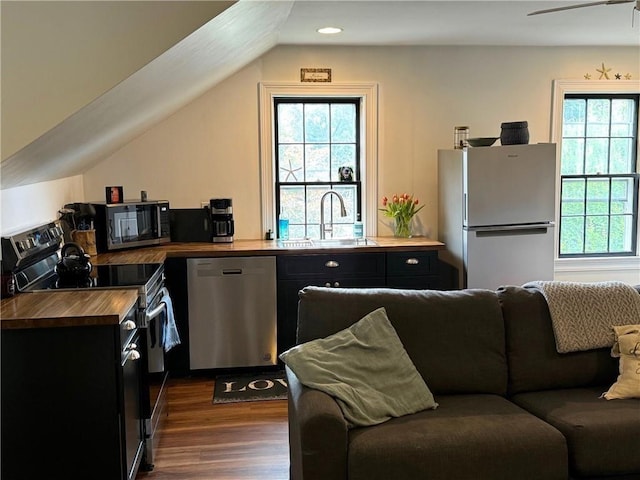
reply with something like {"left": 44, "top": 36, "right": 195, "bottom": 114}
{"left": 258, "top": 82, "right": 379, "bottom": 239}
{"left": 559, "top": 93, "right": 639, "bottom": 257}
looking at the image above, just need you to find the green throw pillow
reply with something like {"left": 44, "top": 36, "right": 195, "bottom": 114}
{"left": 279, "top": 307, "right": 438, "bottom": 427}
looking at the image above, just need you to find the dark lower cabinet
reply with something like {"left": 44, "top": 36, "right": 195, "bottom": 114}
{"left": 386, "top": 250, "right": 443, "bottom": 289}
{"left": 1, "top": 306, "right": 144, "bottom": 480}
{"left": 277, "top": 249, "right": 457, "bottom": 354}
{"left": 277, "top": 252, "right": 386, "bottom": 354}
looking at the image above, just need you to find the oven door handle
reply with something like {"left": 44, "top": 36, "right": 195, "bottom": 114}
{"left": 144, "top": 301, "right": 166, "bottom": 328}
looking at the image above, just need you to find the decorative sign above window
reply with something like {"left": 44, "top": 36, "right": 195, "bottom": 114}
{"left": 300, "top": 68, "right": 332, "bottom": 83}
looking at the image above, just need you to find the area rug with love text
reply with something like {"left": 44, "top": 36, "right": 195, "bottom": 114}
{"left": 212, "top": 370, "right": 288, "bottom": 404}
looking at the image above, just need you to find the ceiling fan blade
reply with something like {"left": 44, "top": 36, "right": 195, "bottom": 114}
{"left": 528, "top": 0, "right": 634, "bottom": 16}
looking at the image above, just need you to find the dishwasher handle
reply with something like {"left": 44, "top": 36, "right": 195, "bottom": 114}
{"left": 222, "top": 269, "right": 243, "bottom": 275}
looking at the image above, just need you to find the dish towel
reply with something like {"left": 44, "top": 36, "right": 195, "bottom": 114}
{"left": 159, "top": 287, "right": 181, "bottom": 352}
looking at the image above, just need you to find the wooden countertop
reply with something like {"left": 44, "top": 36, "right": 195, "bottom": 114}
{"left": 1, "top": 289, "right": 139, "bottom": 330}
{"left": 95, "top": 236, "right": 445, "bottom": 264}
{"left": 1, "top": 237, "right": 443, "bottom": 329}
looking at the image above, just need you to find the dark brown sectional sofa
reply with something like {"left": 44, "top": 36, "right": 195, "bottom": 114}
{"left": 286, "top": 285, "right": 640, "bottom": 480}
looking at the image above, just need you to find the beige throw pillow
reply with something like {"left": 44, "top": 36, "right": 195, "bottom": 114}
{"left": 603, "top": 324, "right": 640, "bottom": 400}
{"left": 279, "top": 307, "right": 438, "bottom": 427}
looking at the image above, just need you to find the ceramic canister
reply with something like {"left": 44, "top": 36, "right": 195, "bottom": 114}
{"left": 500, "top": 121, "right": 529, "bottom": 145}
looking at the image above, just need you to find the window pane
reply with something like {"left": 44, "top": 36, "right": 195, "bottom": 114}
{"left": 331, "top": 104, "right": 356, "bottom": 142}
{"left": 561, "top": 139, "right": 585, "bottom": 174}
{"left": 584, "top": 216, "right": 609, "bottom": 253}
{"left": 277, "top": 104, "right": 303, "bottom": 143}
{"left": 304, "top": 104, "right": 329, "bottom": 143}
{"left": 611, "top": 178, "right": 635, "bottom": 214}
{"left": 561, "top": 178, "right": 585, "bottom": 216}
{"left": 563, "top": 99, "right": 586, "bottom": 137}
{"left": 560, "top": 216, "right": 584, "bottom": 254}
{"left": 609, "top": 215, "right": 633, "bottom": 253}
{"left": 586, "top": 99, "right": 611, "bottom": 137}
{"left": 278, "top": 145, "right": 304, "bottom": 182}
{"left": 610, "top": 138, "right": 633, "bottom": 173}
{"left": 584, "top": 138, "right": 609, "bottom": 174}
{"left": 305, "top": 144, "right": 330, "bottom": 181}
{"left": 611, "top": 99, "right": 635, "bottom": 137}
{"left": 331, "top": 184, "right": 358, "bottom": 224}
{"left": 585, "top": 178, "right": 610, "bottom": 215}
{"left": 306, "top": 185, "right": 325, "bottom": 228}
{"left": 331, "top": 144, "right": 357, "bottom": 180}
{"left": 280, "top": 186, "right": 306, "bottom": 225}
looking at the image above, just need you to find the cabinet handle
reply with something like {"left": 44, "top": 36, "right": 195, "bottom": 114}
{"left": 324, "top": 282, "right": 331, "bottom": 288}
{"left": 405, "top": 258, "right": 419, "bottom": 265}
{"left": 122, "top": 320, "right": 137, "bottom": 330}
{"left": 325, "top": 260, "right": 339, "bottom": 268}
{"left": 334, "top": 282, "right": 340, "bottom": 287}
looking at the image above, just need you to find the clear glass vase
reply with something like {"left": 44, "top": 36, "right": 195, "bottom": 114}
{"left": 394, "top": 217, "right": 412, "bottom": 238}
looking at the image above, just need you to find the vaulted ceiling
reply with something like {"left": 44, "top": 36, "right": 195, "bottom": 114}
{"left": 2, "top": 0, "right": 638, "bottom": 190}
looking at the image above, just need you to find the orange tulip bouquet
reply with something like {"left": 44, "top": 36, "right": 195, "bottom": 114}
{"left": 380, "top": 193, "right": 424, "bottom": 238}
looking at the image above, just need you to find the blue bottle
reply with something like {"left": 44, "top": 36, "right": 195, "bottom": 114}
{"left": 278, "top": 212, "right": 289, "bottom": 240}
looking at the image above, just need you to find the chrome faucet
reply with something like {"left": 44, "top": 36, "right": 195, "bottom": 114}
{"left": 320, "top": 190, "right": 347, "bottom": 239}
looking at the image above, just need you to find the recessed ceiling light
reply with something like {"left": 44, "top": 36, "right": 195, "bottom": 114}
{"left": 317, "top": 27, "right": 343, "bottom": 35}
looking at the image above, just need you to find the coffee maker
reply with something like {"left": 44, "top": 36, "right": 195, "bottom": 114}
{"left": 210, "top": 198, "right": 234, "bottom": 243}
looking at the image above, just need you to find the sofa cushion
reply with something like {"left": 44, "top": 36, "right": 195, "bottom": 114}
{"left": 512, "top": 387, "right": 640, "bottom": 477}
{"left": 347, "top": 394, "right": 567, "bottom": 480}
{"left": 603, "top": 324, "right": 640, "bottom": 400}
{"left": 280, "top": 307, "right": 437, "bottom": 427}
{"left": 497, "top": 286, "right": 618, "bottom": 395}
{"left": 297, "top": 286, "right": 507, "bottom": 395}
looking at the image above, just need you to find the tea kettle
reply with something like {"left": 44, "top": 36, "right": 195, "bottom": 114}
{"left": 56, "top": 242, "right": 93, "bottom": 285}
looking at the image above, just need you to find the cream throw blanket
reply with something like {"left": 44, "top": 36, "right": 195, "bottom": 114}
{"left": 523, "top": 281, "right": 640, "bottom": 353}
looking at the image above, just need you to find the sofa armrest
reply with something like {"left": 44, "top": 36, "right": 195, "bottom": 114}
{"left": 286, "top": 365, "right": 349, "bottom": 480}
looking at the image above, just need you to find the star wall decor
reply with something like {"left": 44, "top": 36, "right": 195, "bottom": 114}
{"left": 596, "top": 62, "right": 612, "bottom": 80}
{"left": 583, "top": 63, "right": 632, "bottom": 80}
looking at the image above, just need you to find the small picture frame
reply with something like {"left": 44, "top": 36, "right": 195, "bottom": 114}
{"left": 300, "top": 68, "right": 332, "bottom": 83}
{"left": 106, "top": 186, "right": 124, "bottom": 204}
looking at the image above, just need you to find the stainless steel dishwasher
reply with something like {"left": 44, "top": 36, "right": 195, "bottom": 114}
{"left": 187, "top": 256, "right": 277, "bottom": 370}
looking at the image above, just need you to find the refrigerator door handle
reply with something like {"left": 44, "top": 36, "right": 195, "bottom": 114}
{"left": 468, "top": 222, "right": 555, "bottom": 236}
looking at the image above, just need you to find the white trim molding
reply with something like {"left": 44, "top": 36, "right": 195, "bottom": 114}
{"left": 258, "top": 81, "right": 379, "bottom": 237}
{"left": 550, "top": 79, "right": 640, "bottom": 282}
{"left": 555, "top": 256, "right": 640, "bottom": 284}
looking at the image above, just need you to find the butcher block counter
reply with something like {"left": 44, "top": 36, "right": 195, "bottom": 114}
{"left": 96, "top": 237, "right": 445, "bottom": 264}
{"left": 1, "top": 289, "right": 139, "bottom": 329}
{"left": 1, "top": 237, "right": 445, "bottom": 330}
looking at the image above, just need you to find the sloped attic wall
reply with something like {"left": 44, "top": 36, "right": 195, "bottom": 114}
{"left": 1, "top": 1, "right": 235, "bottom": 161}
{"left": 0, "top": 1, "right": 292, "bottom": 190}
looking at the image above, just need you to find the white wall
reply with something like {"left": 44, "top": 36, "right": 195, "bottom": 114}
{"left": 0, "top": 176, "right": 84, "bottom": 234}
{"left": 85, "top": 45, "right": 639, "bottom": 242}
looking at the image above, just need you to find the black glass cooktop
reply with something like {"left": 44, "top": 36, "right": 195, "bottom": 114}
{"left": 26, "top": 263, "right": 163, "bottom": 291}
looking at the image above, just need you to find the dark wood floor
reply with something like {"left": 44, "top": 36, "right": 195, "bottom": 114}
{"left": 137, "top": 376, "right": 290, "bottom": 480}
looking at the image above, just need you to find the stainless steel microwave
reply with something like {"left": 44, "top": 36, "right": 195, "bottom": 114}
{"left": 92, "top": 200, "right": 171, "bottom": 252}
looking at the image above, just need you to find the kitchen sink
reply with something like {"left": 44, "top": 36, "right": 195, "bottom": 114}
{"left": 278, "top": 238, "right": 377, "bottom": 249}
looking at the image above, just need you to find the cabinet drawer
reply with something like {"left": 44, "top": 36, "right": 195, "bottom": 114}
{"left": 278, "top": 253, "right": 385, "bottom": 279}
{"left": 386, "top": 251, "right": 437, "bottom": 276}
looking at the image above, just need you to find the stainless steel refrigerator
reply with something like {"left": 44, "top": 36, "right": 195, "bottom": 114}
{"left": 438, "top": 143, "right": 556, "bottom": 289}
